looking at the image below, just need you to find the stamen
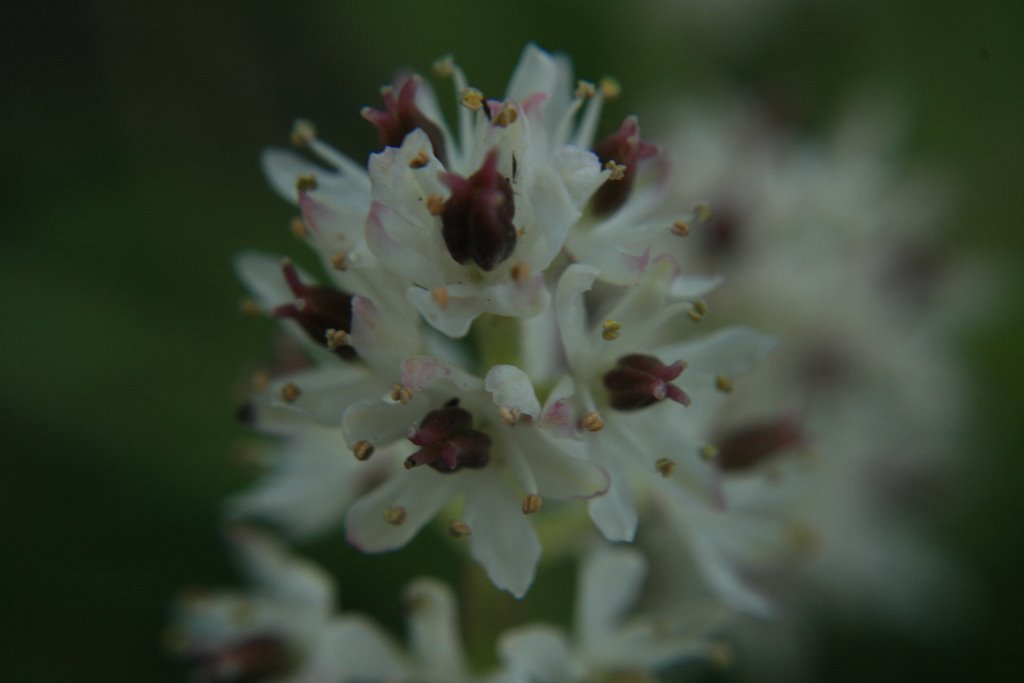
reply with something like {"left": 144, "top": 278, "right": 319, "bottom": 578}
{"left": 521, "top": 494, "right": 543, "bottom": 515}
{"left": 655, "top": 457, "right": 676, "bottom": 477}
{"left": 687, "top": 305, "right": 704, "bottom": 323}
{"left": 715, "top": 375, "right": 734, "bottom": 393}
{"left": 692, "top": 299, "right": 708, "bottom": 316}
{"left": 280, "top": 383, "right": 302, "bottom": 403}
{"left": 601, "top": 319, "right": 622, "bottom": 341}
{"left": 671, "top": 219, "right": 690, "bottom": 237}
{"left": 362, "top": 76, "right": 448, "bottom": 165}
{"left": 581, "top": 410, "right": 605, "bottom": 432}
{"left": 604, "top": 160, "right": 627, "bottom": 180}
{"left": 498, "top": 406, "right": 521, "bottom": 426}
{"left": 409, "top": 149, "right": 430, "bottom": 169}
{"left": 426, "top": 194, "right": 446, "bottom": 216}
{"left": 250, "top": 371, "right": 270, "bottom": 393}
{"left": 448, "top": 520, "right": 471, "bottom": 537}
{"left": 329, "top": 252, "right": 348, "bottom": 271}
{"left": 325, "top": 328, "right": 349, "bottom": 350}
{"left": 391, "top": 384, "right": 414, "bottom": 404}
{"left": 460, "top": 88, "right": 484, "bottom": 111}
{"left": 694, "top": 201, "right": 713, "bottom": 222}
{"left": 295, "top": 173, "right": 318, "bottom": 192}
{"left": 239, "top": 298, "right": 262, "bottom": 318}
{"left": 509, "top": 260, "right": 531, "bottom": 283}
{"left": 432, "top": 55, "right": 455, "bottom": 77}
{"left": 273, "top": 260, "right": 356, "bottom": 360}
{"left": 384, "top": 506, "right": 406, "bottom": 526}
{"left": 575, "top": 80, "right": 596, "bottom": 99}
{"left": 352, "top": 440, "right": 375, "bottom": 461}
{"left": 290, "top": 118, "right": 317, "bottom": 148}
{"left": 289, "top": 216, "right": 308, "bottom": 239}
{"left": 492, "top": 103, "right": 519, "bottom": 128}
{"left": 431, "top": 286, "right": 449, "bottom": 309}
{"left": 591, "top": 116, "right": 658, "bottom": 215}
{"left": 599, "top": 77, "right": 622, "bottom": 99}
{"left": 603, "top": 354, "right": 691, "bottom": 411}
{"left": 700, "top": 444, "right": 719, "bottom": 461}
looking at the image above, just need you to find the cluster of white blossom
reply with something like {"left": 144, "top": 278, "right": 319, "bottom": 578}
{"left": 167, "top": 46, "right": 966, "bottom": 681}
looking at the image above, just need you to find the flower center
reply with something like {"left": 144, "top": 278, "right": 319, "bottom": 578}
{"left": 405, "top": 400, "right": 491, "bottom": 472}
{"left": 273, "top": 261, "right": 356, "bottom": 360}
{"left": 362, "top": 76, "right": 449, "bottom": 166}
{"left": 602, "top": 354, "right": 691, "bottom": 411}
{"left": 591, "top": 116, "right": 658, "bottom": 216}
{"left": 440, "top": 150, "right": 517, "bottom": 271}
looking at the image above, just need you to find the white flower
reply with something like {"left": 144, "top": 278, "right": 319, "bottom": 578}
{"left": 496, "top": 546, "right": 729, "bottom": 682}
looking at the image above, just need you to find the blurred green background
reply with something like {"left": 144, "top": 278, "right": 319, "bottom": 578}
{"left": 3, "top": 1, "right": 1022, "bottom": 680}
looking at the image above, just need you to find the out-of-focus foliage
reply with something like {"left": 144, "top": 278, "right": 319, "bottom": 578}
{"left": 2, "top": 1, "right": 1021, "bottom": 680}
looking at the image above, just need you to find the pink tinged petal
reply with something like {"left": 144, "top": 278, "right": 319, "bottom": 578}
{"left": 400, "top": 356, "right": 483, "bottom": 393}
{"left": 349, "top": 295, "right": 418, "bottom": 373}
{"left": 540, "top": 398, "right": 578, "bottom": 439}
{"left": 406, "top": 285, "right": 484, "bottom": 338}
{"left": 462, "top": 471, "right": 541, "bottom": 598}
{"left": 516, "top": 428, "right": 609, "bottom": 500}
{"left": 656, "top": 326, "right": 778, "bottom": 378}
{"left": 316, "top": 616, "right": 410, "bottom": 682}
{"left": 298, "top": 190, "right": 367, "bottom": 246}
{"left": 555, "top": 265, "right": 599, "bottom": 362}
{"left": 504, "top": 44, "right": 562, "bottom": 105}
{"left": 345, "top": 467, "right": 461, "bottom": 552}
{"left": 485, "top": 365, "right": 542, "bottom": 418}
{"left": 575, "top": 547, "right": 647, "bottom": 651}
{"left": 404, "top": 578, "right": 469, "bottom": 680}
{"left": 498, "top": 626, "right": 584, "bottom": 682}
{"left": 365, "top": 201, "right": 442, "bottom": 287}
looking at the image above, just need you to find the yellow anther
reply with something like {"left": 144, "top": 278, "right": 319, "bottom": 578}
{"left": 289, "top": 216, "right": 308, "bottom": 239}
{"left": 509, "top": 261, "right": 530, "bottom": 283}
{"left": 700, "top": 444, "right": 719, "bottom": 461}
{"left": 432, "top": 55, "right": 455, "bottom": 77}
{"left": 460, "top": 88, "right": 484, "bottom": 111}
{"left": 295, "top": 173, "right": 318, "bottom": 192}
{"left": 671, "top": 219, "right": 690, "bottom": 237}
{"left": 692, "top": 299, "right": 708, "bottom": 316}
{"left": 715, "top": 375, "right": 733, "bottom": 393}
{"left": 694, "top": 201, "right": 713, "bottom": 222}
{"left": 290, "top": 118, "right": 317, "bottom": 147}
{"left": 499, "top": 406, "right": 521, "bottom": 426}
{"left": 391, "top": 384, "right": 413, "bottom": 404}
{"left": 687, "top": 306, "right": 704, "bottom": 323}
{"left": 493, "top": 104, "right": 518, "bottom": 128}
{"left": 352, "top": 440, "right": 375, "bottom": 461}
{"left": 601, "top": 319, "right": 622, "bottom": 341}
{"left": 575, "top": 80, "right": 596, "bottom": 99}
{"left": 250, "top": 371, "right": 270, "bottom": 393}
{"left": 325, "top": 328, "right": 349, "bottom": 350}
{"left": 426, "top": 194, "right": 446, "bottom": 216}
{"left": 330, "top": 252, "right": 348, "bottom": 271}
{"left": 448, "top": 520, "right": 472, "bottom": 537}
{"left": 280, "top": 382, "right": 302, "bottom": 403}
{"left": 431, "top": 286, "right": 449, "bottom": 309}
{"left": 582, "top": 411, "right": 605, "bottom": 432}
{"left": 521, "top": 494, "right": 543, "bottom": 515}
{"left": 239, "top": 298, "right": 262, "bottom": 318}
{"left": 655, "top": 457, "right": 676, "bottom": 477}
{"left": 384, "top": 506, "right": 406, "bottom": 526}
{"left": 409, "top": 150, "right": 430, "bottom": 169}
{"left": 599, "top": 77, "right": 622, "bottom": 99}
{"left": 604, "top": 160, "right": 627, "bottom": 180}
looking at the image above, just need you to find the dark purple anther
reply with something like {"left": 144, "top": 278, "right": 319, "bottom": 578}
{"left": 441, "top": 150, "right": 517, "bottom": 271}
{"left": 362, "top": 76, "right": 448, "bottom": 166}
{"left": 715, "top": 417, "right": 803, "bottom": 472}
{"left": 273, "top": 261, "right": 356, "bottom": 361}
{"left": 603, "top": 354, "right": 691, "bottom": 411}
{"left": 591, "top": 115, "right": 658, "bottom": 216}
{"left": 406, "top": 402, "right": 491, "bottom": 472}
{"left": 702, "top": 204, "right": 742, "bottom": 257}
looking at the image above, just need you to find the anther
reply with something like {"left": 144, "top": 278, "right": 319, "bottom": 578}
{"left": 325, "top": 328, "right": 349, "bottom": 350}
{"left": 448, "top": 520, "right": 471, "bottom": 537}
{"left": 290, "top": 119, "right": 317, "bottom": 148}
{"left": 240, "top": 298, "right": 262, "bottom": 318}
{"left": 295, "top": 173, "right": 318, "bottom": 192}
{"left": 409, "top": 150, "right": 430, "bottom": 169}
{"left": 655, "top": 457, "right": 676, "bottom": 477}
{"left": 604, "top": 160, "right": 627, "bottom": 180}
{"left": 521, "top": 494, "right": 543, "bottom": 515}
{"left": 575, "top": 80, "right": 596, "bottom": 99}
{"left": 692, "top": 299, "right": 708, "bottom": 316}
{"left": 329, "top": 252, "right": 348, "bottom": 271}
{"left": 715, "top": 375, "right": 733, "bottom": 393}
{"left": 273, "top": 260, "right": 356, "bottom": 360}
{"left": 582, "top": 410, "right": 605, "bottom": 432}
{"left": 391, "top": 384, "right": 414, "bottom": 404}
{"left": 460, "top": 88, "right": 484, "bottom": 111}
{"left": 352, "top": 440, "right": 375, "bottom": 461}
{"left": 431, "top": 286, "right": 449, "bottom": 309}
{"left": 499, "top": 406, "right": 521, "bottom": 426}
{"left": 694, "top": 202, "right": 713, "bottom": 222}
{"left": 599, "top": 77, "right": 622, "bottom": 99}
{"left": 509, "top": 261, "right": 530, "bottom": 283}
{"left": 280, "top": 383, "right": 302, "bottom": 403}
{"left": 426, "top": 194, "right": 445, "bottom": 216}
{"left": 687, "top": 306, "right": 704, "bottom": 323}
{"left": 601, "top": 319, "right": 622, "bottom": 341}
{"left": 493, "top": 104, "right": 519, "bottom": 128}
{"left": 700, "top": 444, "right": 719, "bottom": 461}
{"left": 432, "top": 55, "right": 455, "bottom": 77}
{"left": 603, "top": 354, "right": 691, "bottom": 411}
{"left": 384, "top": 506, "right": 406, "bottom": 526}
{"left": 671, "top": 219, "right": 690, "bottom": 237}
{"left": 250, "top": 371, "right": 270, "bottom": 393}
{"left": 289, "top": 216, "right": 308, "bottom": 239}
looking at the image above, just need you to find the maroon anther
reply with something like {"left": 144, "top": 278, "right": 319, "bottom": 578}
{"left": 715, "top": 417, "right": 803, "bottom": 472}
{"left": 591, "top": 115, "right": 659, "bottom": 216}
{"left": 273, "top": 261, "right": 356, "bottom": 360}
{"left": 441, "top": 150, "right": 517, "bottom": 271}
{"left": 362, "top": 76, "right": 448, "bottom": 166}
{"left": 193, "top": 635, "right": 294, "bottom": 682}
{"left": 603, "top": 354, "right": 691, "bottom": 411}
{"left": 406, "top": 402, "right": 491, "bottom": 473}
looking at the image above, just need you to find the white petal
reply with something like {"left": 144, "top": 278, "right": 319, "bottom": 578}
{"left": 551, "top": 146, "right": 607, "bottom": 211}
{"left": 462, "top": 471, "right": 541, "bottom": 598}
{"left": 485, "top": 365, "right": 542, "bottom": 418}
{"left": 505, "top": 44, "right": 561, "bottom": 105}
{"left": 586, "top": 453, "right": 638, "bottom": 542}
{"left": 314, "top": 616, "right": 410, "bottom": 681}
{"left": 404, "top": 578, "right": 469, "bottom": 681}
{"left": 668, "top": 274, "right": 724, "bottom": 300}
{"left": 575, "top": 547, "right": 647, "bottom": 650}
{"left": 406, "top": 285, "right": 485, "bottom": 338}
{"left": 345, "top": 468, "right": 461, "bottom": 552}
{"left": 516, "top": 428, "right": 608, "bottom": 500}
{"left": 233, "top": 251, "right": 298, "bottom": 310}
{"left": 524, "top": 165, "right": 581, "bottom": 268}
{"left": 365, "top": 201, "right": 443, "bottom": 288}
{"left": 498, "top": 626, "right": 583, "bottom": 683}
{"left": 400, "top": 356, "right": 483, "bottom": 393}
{"left": 656, "top": 326, "right": 778, "bottom": 377}
{"left": 555, "top": 264, "right": 599, "bottom": 366}
{"left": 341, "top": 397, "right": 427, "bottom": 448}
{"left": 349, "top": 295, "right": 419, "bottom": 374}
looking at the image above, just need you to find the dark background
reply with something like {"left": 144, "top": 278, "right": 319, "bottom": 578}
{"left": 3, "top": 1, "right": 1022, "bottom": 680}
